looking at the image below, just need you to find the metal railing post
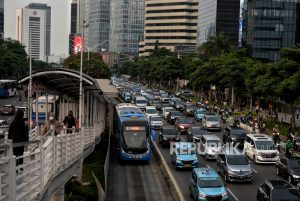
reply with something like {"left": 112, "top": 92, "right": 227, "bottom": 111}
{"left": 51, "top": 125, "right": 56, "bottom": 175}
{"left": 39, "top": 140, "right": 44, "bottom": 190}
{"left": 9, "top": 156, "right": 16, "bottom": 201}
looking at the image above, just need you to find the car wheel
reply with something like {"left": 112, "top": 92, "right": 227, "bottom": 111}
{"left": 276, "top": 167, "right": 280, "bottom": 176}
{"left": 288, "top": 175, "right": 293, "bottom": 184}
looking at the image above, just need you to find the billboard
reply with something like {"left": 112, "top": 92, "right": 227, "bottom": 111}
{"left": 74, "top": 35, "right": 83, "bottom": 55}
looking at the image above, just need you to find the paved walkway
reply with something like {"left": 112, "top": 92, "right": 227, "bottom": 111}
{"left": 259, "top": 110, "right": 300, "bottom": 127}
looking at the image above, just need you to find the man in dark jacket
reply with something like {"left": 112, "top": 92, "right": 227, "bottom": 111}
{"left": 8, "top": 110, "right": 29, "bottom": 166}
{"left": 63, "top": 110, "right": 76, "bottom": 133}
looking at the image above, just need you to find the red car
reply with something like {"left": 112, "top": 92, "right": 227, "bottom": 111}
{"left": 0, "top": 105, "right": 15, "bottom": 115}
{"left": 175, "top": 118, "right": 193, "bottom": 134}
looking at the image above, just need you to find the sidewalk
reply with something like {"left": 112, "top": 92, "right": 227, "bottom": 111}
{"left": 259, "top": 110, "right": 300, "bottom": 127}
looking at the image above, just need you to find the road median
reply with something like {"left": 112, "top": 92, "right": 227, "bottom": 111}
{"left": 151, "top": 139, "right": 186, "bottom": 201}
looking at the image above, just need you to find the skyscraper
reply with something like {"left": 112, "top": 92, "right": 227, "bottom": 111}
{"left": 0, "top": 0, "right": 4, "bottom": 37}
{"left": 109, "top": 0, "right": 145, "bottom": 55}
{"left": 197, "top": 0, "right": 240, "bottom": 47}
{"left": 69, "top": 0, "right": 78, "bottom": 55}
{"left": 243, "top": 0, "right": 300, "bottom": 61}
{"left": 139, "top": 0, "right": 198, "bottom": 56}
{"left": 16, "top": 4, "right": 51, "bottom": 62}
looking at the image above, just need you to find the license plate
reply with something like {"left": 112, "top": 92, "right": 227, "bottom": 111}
{"left": 239, "top": 176, "right": 244, "bottom": 179}
{"left": 184, "top": 164, "right": 191, "bottom": 167}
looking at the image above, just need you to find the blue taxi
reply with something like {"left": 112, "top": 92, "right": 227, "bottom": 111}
{"left": 171, "top": 142, "right": 199, "bottom": 169}
{"left": 189, "top": 167, "right": 229, "bottom": 201}
{"left": 194, "top": 109, "right": 206, "bottom": 121}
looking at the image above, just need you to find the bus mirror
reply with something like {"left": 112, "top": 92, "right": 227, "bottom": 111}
{"left": 151, "top": 129, "right": 156, "bottom": 141}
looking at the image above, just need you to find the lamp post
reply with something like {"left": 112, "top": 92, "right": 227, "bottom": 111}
{"left": 28, "top": 27, "right": 32, "bottom": 134}
{"left": 79, "top": 20, "right": 89, "bottom": 128}
{"left": 87, "top": 40, "right": 108, "bottom": 60}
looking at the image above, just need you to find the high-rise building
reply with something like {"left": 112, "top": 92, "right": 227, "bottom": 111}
{"left": 0, "top": 0, "right": 4, "bottom": 37}
{"left": 109, "top": 0, "right": 145, "bottom": 55}
{"left": 197, "top": 0, "right": 240, "bottom": 47}
{"left": 69, "top": 0, "right": 77, "bottom": 55}
{"left": 243, "top": 0, "right": 300, "bottom": 61}
{"left": 80, "top": 0, "right": 110, "bottom": 52}
{"left": 16, "top": 4, "right": 51, "bottom": 62}
{"left": 139, "top": 0, "right": 198, "bottom": 56}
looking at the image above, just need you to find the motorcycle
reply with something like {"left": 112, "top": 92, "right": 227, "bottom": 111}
{"left": 273, "top": 133, "right": 281, "bottom": 151}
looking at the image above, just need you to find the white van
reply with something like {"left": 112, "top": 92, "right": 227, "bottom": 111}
{"left": 244, "top": 134, "right": 279, "bottom": 164}
{"left": 134, "top": 96, "right": 147, "bottom": 110}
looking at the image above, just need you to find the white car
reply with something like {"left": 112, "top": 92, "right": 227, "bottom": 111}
{"left": 162, "top": 106, "right": 174, "bottom": 118}
{"left": 199, "top": 135, "right": 223, "bottom": 160}
{"left": 150, "top": 116, "right": 163, "bottom": 129}
{"left": 244, "top": 134, "right": 279, "bottom": 164}
{"left": 145, "top": 106, "right": 158, "bottom": 119}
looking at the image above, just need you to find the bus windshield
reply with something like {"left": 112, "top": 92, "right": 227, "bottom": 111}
{"left": 123, "top": 126, "right": 147, "bottom": 149}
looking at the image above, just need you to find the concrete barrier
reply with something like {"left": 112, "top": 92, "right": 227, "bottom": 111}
{"left": 150, "top": 140, "right": 186, "bottom": 201}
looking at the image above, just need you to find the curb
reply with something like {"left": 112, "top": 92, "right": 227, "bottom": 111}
{"left": 151, "top": 140, "right": 186, "bottom": 201}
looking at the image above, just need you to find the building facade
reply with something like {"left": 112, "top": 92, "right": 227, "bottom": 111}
{"left": 197, "top": 0, "right": 240, "bottom": 47}
{"left": 0, "top": 0, "right": 3, "bottom": 38}
{"left": 243, "top": 0, "right": 300, "bottom": 61}
{"left": 69, "top": 0, "right": 78, "bottom": 55}
{"left": 139, "top": 0, "right": 198, "bottom": 56}
{"left": 16, "top": 4, "right": 51, "bottom": 62}
{"left": 109, "top": 0, "right": 145, "bottom": 55}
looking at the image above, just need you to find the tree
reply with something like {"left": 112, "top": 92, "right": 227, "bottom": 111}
{"left": 64, "top": 52, "right": 111, "bottom": 78}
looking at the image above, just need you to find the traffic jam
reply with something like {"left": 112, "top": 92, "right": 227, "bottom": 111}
{"left": 112, "top": 77, "right": 300, "bottom": 201}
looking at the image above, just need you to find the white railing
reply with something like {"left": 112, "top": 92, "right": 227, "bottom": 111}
{"left": 0, "top": 120, "right": 105, "bottom": 201}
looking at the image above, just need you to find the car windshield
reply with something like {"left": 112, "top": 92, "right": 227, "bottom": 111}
{"left": 123, "top": 127, "right": 147, "bottom": 149}
{"left": 288, "top": 160, "right": 300, "bottom": 169}
{"left": 164, "top": 108, "right": 173, "bottom": 112}
{"left": 207, "top": 116, "right": 219, "bottom": 121}
{"left": 198, "top": 177, "right": 224, "bottom": 188}
{"left": 187, "top": 105, "right": 197, "bottom": 109}
{"left": 136, "top": 100, "right": 147, "bottom": 104}
{"left": 176, "top": 100, "right": 184, "bottom": 104}
{"left": 178, "top": 119, "right": 192, "bottom": 124}
{"left": 193, "top": 128, "right": 206, "bottom": 136}
{"left": 207, "top": 140, "right": 222, "bottom": 147}
{"left": 177, "top": 148, "right": 196, "bottom": 155}
{"left": 197, "top": 110, "right": 205, "bottom": 114}
{"left": 226, "top": 155, "right": 249, "bottom": 165}
{"left": 153, "top": 100, "right": 161, "bottom": 104}
{"left": 163, "top": 128, "right": 177, "bottom": 135}
{"left": 172, "top": 111, "right": 182, "bottom": 116}
{"left": 231, "top": 129, "right": 245, "bottom": 135}
{"left": 147, "top": 109, "right": 157, "bottom": 114}
{"left": 255, "top": 141, "right": 276, "bottom": 150}
{"left": 151, "top": 116, "right": 162, "bottom": 121}
{"left": 272, "top": 189, "right": 300, "bottom": 201}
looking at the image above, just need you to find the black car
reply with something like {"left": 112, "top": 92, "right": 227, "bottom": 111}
{"left": 187, "top": 126, "right": 208, "bottom": 142}
{"left": 167, "top": 111, "right": 183, "bottom": 124}
{"left": 223, "top": 126, "right": 246, "bottom": 145}
{"left": 152, "top": 99, "right": 162, "bottom": 111}
{"left": 174, "top": 99, "right": 185, "bottom": 111}
{"left": 276, "top": 156, "right": 300, "bottom": 184}
{"left": 183, "top": 104, "right": 197, "bottom": 116}
{"left": 257, "top": 179, "right": 300, "bottom": 201}
{"left": 158, "top": 126, "right": 179, "bottom": 147}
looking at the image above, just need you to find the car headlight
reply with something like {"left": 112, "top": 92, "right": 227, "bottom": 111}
{"left": 180, "top": 126, "right": 184, "bottom": 129}
{"left": 163, "top": 137, "right": 168, "bottom": 140}
{"left": 291, "top": 174, "right": 300, "bottom": 179}
{"left": 199, "top": 193, "right": 206, "bottom": 198}
{"left": 171, "top": 117, "right": 175, "bottom": 119}
{"left": 222, "top": 191, "right": 228, "bottom": 197}
{"left": 231, "top": 137, "right": 237, "bottom": 140}
{"left": 227, "top": 169, "right": 235, "bottom": 175}
{"left": 257, "top": 152, "right": 262, "bottom": 156}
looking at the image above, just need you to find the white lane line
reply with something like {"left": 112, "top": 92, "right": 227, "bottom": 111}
{"left": 252, "top": 168, "right": 258, "bottom": 173}
{"left": 227, "top": 188, "right": 239, "bottom": 201}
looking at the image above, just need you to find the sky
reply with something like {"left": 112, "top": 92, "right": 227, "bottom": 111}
{"left": 4, "top": 0, "right": 72, "bottom": 57}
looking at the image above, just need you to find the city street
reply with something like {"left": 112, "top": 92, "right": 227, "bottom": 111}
{"left": 0, "top": 95, "right": 22, "bottom": 124}
{"left": 156, "top": 115, "right": 281, "bottom": 201}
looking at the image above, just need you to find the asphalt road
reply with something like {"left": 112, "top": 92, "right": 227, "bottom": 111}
{"left": 107, "top": 140, "right": 174, "bottom": 201}
{"left": 157, "top": 114, "right": 282, "bottom": 201}
{"left": 0, "top": 95, "right": 23, "bottom": 124}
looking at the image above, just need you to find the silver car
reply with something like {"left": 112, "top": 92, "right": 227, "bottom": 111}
{"left": 216, "top": 153, "right": 253, "bottom": 183}
{"left": 202, "top": 115, "right": 221, "bottom": 131}
{"left": 199, "top": 135, "right": 223, "bottom": 160}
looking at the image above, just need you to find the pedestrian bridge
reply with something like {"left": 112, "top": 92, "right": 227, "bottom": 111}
{"left": 0, "top": 69, "right": 118, "bottom": 201}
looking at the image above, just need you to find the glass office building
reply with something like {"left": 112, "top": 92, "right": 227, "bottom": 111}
{"left": 197, "top": 0, "right": 240, "bottom": 47}
{"left": 0, "top": 0, "right": 3, "bottom": 37}
{"left": 243, "top": 0, "right": 300, "bottom": 61}
{"left": 109, "top": 0, "right": 145, "bottom": 55}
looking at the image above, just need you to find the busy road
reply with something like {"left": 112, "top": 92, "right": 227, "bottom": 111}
{"left": 0, "top": 95, "right": 21, "bottom": 124}
{"left": 156, "top": 116, "right": 281, "bottom": 201}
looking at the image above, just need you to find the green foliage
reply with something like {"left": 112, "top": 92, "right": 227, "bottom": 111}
{"left": 64, "top": 52, "right": 111, "bottom": 78}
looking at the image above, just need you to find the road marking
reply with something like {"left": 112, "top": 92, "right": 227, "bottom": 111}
{"left": 227, "top": 188, "right": 239, "bottom": 201}
{"left": 252, "top": 168, "right": 258, "bottom": 173}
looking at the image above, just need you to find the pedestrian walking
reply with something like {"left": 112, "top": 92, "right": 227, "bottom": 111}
{"left": 8, "top": 110, "right": 29, "bottom": 167}
{"left": 41, "top": 112, "right": 62, "bottom": 136}
{"left": 63, "top": 110, "right": 76, "bottom": 133}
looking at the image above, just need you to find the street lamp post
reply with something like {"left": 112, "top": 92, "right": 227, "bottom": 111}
{"left": 28, "top": 27, "right": 33, "bottom": 134}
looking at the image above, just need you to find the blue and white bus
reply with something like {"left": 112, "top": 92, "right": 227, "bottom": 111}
{"left": 0, "top": 80, "right": 17, "bottom": 97}
{"left": 114, "top": 103, "right": 153, "bottom": 161}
